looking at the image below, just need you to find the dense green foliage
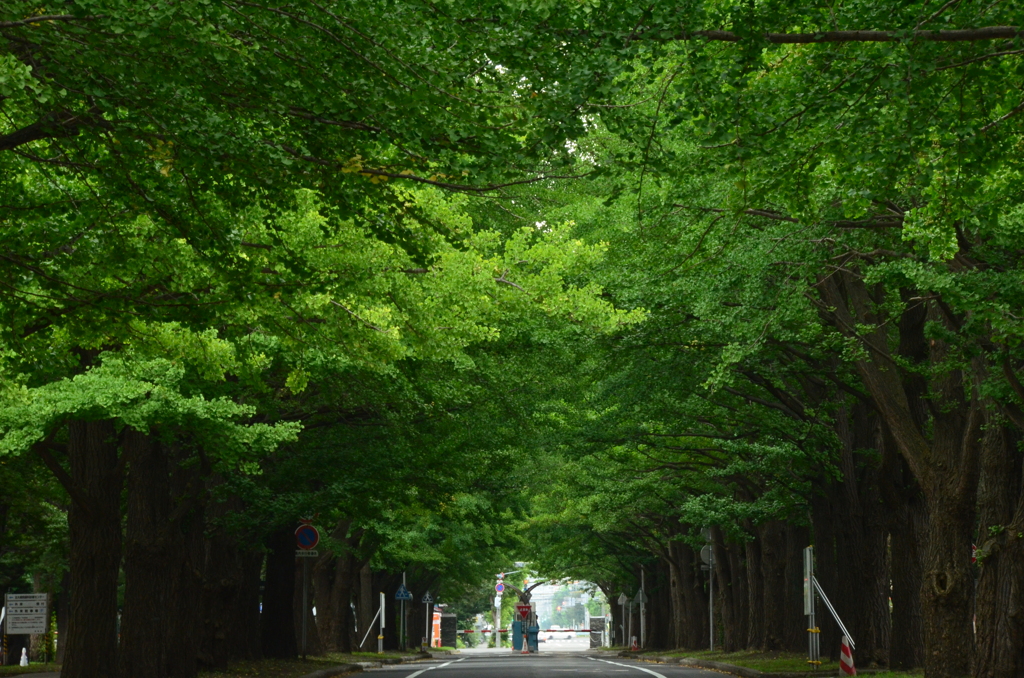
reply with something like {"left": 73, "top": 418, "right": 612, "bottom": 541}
{"left": 2, "top": 2, "right": 1024, "bottom": 677}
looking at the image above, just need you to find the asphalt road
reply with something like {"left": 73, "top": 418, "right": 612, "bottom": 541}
{"left": 369, "top": 653, "right": 721, "bottom": 678}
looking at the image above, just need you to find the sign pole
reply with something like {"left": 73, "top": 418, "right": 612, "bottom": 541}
{"left": 378, "top": 592, "right": 385, "bottom": 654}
{"left": 804, "top": 546, "right": 819, "bottom": 669}
{"left": 420, "top": 591, "right": 434, "bottom": 649}
{"left": 709, "top": 548, "right": 714, "bottom": 652}
{"left": 302, "top": 558, "right": 309, "bottom": 659}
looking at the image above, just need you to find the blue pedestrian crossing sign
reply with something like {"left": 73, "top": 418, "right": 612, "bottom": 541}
{"left": 395, "top": 584, "right": 413, "bottom": 601}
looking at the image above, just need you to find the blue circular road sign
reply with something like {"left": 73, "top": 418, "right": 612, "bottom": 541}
{"left": 295, "top": 524, "right": 320, "bottom": 550}
{"left": 495, "top": 582, "right": 505, "bottom": 593}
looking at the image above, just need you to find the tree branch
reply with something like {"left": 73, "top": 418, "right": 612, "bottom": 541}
{"left": 33, "top": 439, "right": 93, "bottom": 518}
{"left": 666, "top": 26, "right": 1021, "bottom": 44}
{"left": 0, "top": 14, "right": 100, "bottom": 29}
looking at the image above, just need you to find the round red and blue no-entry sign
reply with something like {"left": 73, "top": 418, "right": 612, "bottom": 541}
{"left": 295, "top": 524, "right": 320, "bottom": 550}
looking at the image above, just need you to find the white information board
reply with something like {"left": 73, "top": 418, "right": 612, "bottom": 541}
{"left": 4, "top": 593, "right": 49, "bottom": 634}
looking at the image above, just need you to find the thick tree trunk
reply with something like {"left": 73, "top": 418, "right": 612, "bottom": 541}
{"left": 677, "top": 543, "right": 708, "bottom": 649}
{"left": 119, "top": 429, "right": 206, "bottom": 678}
{"left": 357, "top": 563, "right": 375, "bottom": 651}
{"left": 818, "top": 273, "right": 981, "bottom": 678}
{"left": 972, "top": 419, "right": 1024, "bottom": 678}
{"left": 710, "top": 529, "right": 743, "bottom": 652}
{"left": 374, "top": 572, "right": 401, "bottom": 651}
{"left": 313, "top": 555, "right": 338, "bottom": 652}
{"left": 261, "top": 526, "right": 298, "bottom": 658}
{"left": 648, "top": 559, "right": 673, "bottom": 650}
{"left": 62, "top": 419, "right": 122, "bottom": 678}
{"left": 830, "top": 402, "right": 891, "bottom": 667}
{"left": 881, "top": 430, "right": 926, "bottom": 670}
{"left": 920, "top": 489, "right": 976, "bottom": 677}
{"left": 666, "top": 545, "right": 687, "bottom": 649}
{"left": 726, "top": 542, "right": 748, "bottom": 652}
{"left": 198, "top": 492, "right": 262, "bottom": 669}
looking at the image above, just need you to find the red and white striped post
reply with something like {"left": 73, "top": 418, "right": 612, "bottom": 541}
{"left": 840, "top": 635, "right": 856, "bottom": 676}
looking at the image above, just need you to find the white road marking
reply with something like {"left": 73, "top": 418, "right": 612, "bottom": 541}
{"left": 404, "top": 657, "right": 465, "bottom": 678}
{"left": 593, "top": 658, "right": 669, "bottom": 678}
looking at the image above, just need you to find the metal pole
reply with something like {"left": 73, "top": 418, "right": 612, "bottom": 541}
{"left": 425, "top": 599, "right": 431, "bottom": 649}
{"left": 804, "top": 547, "right": 819, "bottom": 668}
{"left": 495, "top": 595, "right": 501, "bottom": 648}
{"left": 709, "top": 549, "right": 714, "bottom": 652}
{"left": 812, "top": 577, "right": 854, "bottom": 648}
{"left": 401, "top": 573, "right": 406, "bottom": 650}
{"left": 378, "top": 592, "right": 385, "bottom": 654}
{"left": 302, "top": 558, "right": 309, "bottom": 659}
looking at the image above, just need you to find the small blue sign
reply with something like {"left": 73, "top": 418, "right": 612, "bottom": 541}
{"left": 495, "top": 582, "right": 505, "bottom": 593}
{"left": 395, "top": 584, "right": 413, "bottom": 601}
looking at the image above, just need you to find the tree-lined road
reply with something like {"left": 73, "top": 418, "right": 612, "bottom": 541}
{"left": 370, "top": 654, "right": 719, "bottom": 678}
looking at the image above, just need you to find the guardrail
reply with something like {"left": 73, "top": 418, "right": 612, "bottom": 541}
{"left": 456, "top": 629, "right": 591, "bottom": 634}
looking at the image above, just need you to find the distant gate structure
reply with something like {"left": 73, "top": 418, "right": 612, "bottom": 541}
{"left": 589, "top": 618, "right": 606, "bottom": 648}
{"left": 440, "top": 613, "right": 458, "bottom": 648}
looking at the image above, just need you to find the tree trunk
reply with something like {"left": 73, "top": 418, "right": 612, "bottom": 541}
{"left": 62, "top": 419, "right": 122, "bottom": 678}
{"left": 312, "top": 555, "right": 337, "bottom": 652}
{"left": 710, "top": 529, "right": 743, "bottom": 652}
{"left": 972, "top": 418, "right": 1024, "bottom": 678}
{"left": 119, "top": 429, "right": 206, "bottom": 678}
{"left": 357, "top": 563, "right": 375, "bottom": 651}
{"left": 261, "top": 526, "right": 297, "bottom": 658}
{"left": 198, "top": 492, "right": 262, "bottom": 669}
{"left": 881, "top": 429, "right": 926, "bottom": 670}
{"left": 676, "top": 542, "right": 708, "bottom": 649}
{"left": 818, "top": 272, "right": 982, "bottom": 678}
{"left": 726, "top": 542, "right": 748, "bottom": 652}
{"left": 666, "top": 545, "right": 686, "bottom": 649}
{"left": 647, "top": 559, "right": 672, "bottom": 650}
{"left": 831, "top": 401, "right": 891, "bottom": 667}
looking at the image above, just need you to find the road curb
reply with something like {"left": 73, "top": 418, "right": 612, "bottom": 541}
{"left": 300, "top": 652, "right": 436, "bottom": 677}
{"left": 616, "top": 652, "right": 891, "bottom": 678}
{"left": 618, "top": 652, "right": 761, "bottom": 677}
{"left": 299, "top": 664, "right": 364, "bottom": 678}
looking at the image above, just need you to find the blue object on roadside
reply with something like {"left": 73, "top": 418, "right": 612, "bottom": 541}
{"left": 527, "top": 625, "right": 540, "bottom": 652}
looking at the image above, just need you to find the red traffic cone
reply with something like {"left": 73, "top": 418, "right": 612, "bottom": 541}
{"left": 521, "top": 635, "right": 530, "bottom": 654}
{"left": 630, "top": 636, "right": 638, "bottom": 652}
{"left": 840, "top": 636, "right": 856, "bottom": 676}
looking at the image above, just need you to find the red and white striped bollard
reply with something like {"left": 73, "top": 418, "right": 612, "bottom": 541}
{"left": 840, "top": 635, "right": 856, "bottom": 676}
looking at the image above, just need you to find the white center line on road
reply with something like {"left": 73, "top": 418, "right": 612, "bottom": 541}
{"left": 592, "top": 657, "right": 669, "bottom": 678}
{"left": 404, "top": 657, "right": 465, "bottom": 678}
